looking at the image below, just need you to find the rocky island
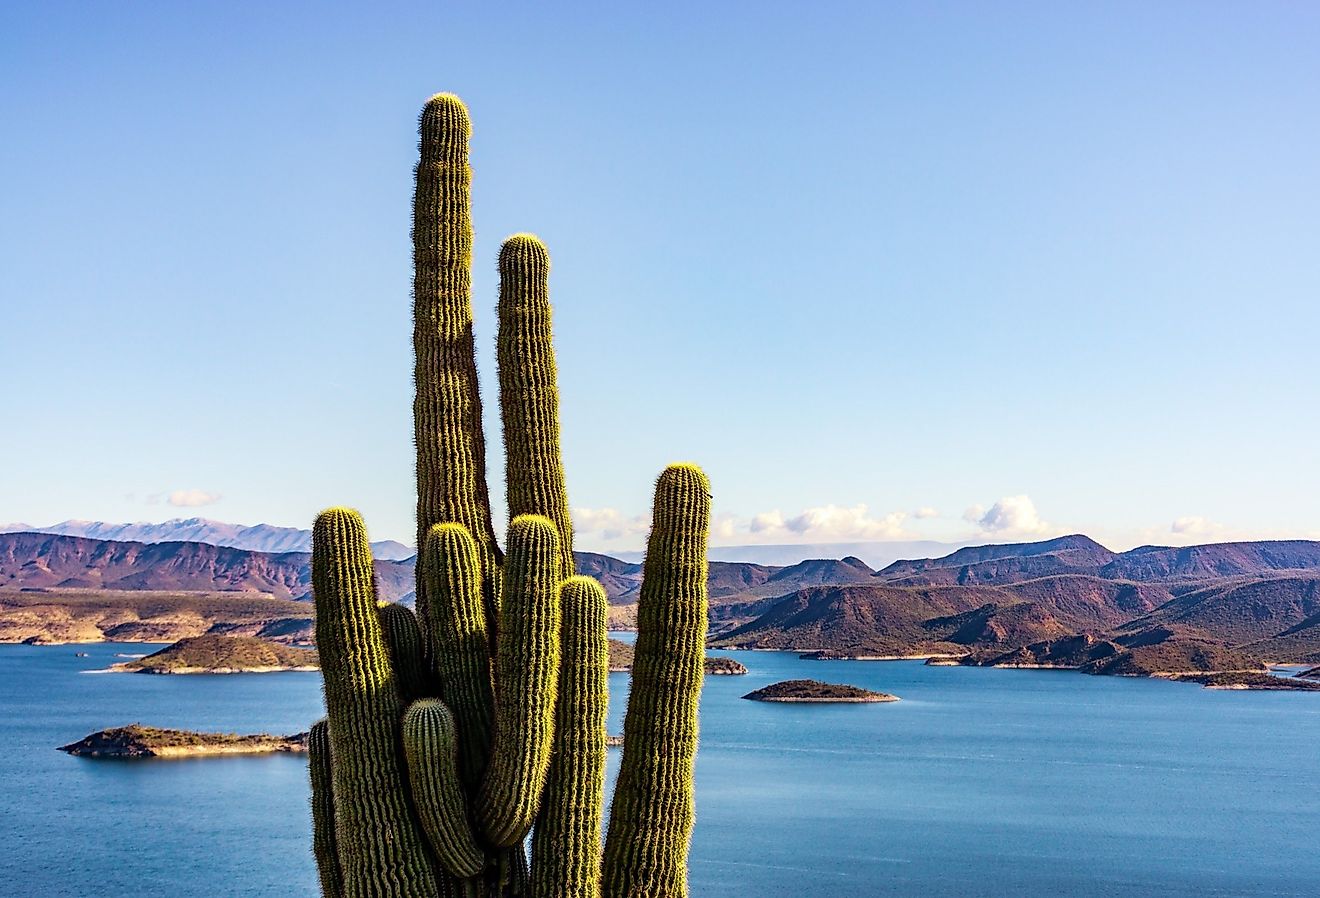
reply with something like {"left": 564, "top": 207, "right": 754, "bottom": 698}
{"left": 109, "top": 634, "right": 318, "bottom": 674}
{"left": 59, "top": 725, "right": 308, "bottom": 758}
{"left": 742, "top": 679, "right": 898, "bottom": 703}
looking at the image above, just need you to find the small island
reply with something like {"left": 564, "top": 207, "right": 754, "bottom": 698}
{"left": 742, "top": 679, "right": 898, "bottom": 703}
{"left": 110, "top": 635, "right": 318, "bottom": 674}
{"left": 59, "top": 725, "right": 309, "bottom": 759}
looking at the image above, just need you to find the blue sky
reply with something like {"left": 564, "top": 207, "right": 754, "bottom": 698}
{"left": 2, "top": 2, "right": 1317, "bottom": 553}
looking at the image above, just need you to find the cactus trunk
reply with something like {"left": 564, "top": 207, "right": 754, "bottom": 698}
{"left": 413, "top": 93, "right": 502, "bottom": 643}
{"left": 531, "top": 576, "right": 609, "bottom": 898}
{"left": 313, "top": 508, "right": 440, "bottom": 898}
{"left": 602, "top": 465, "right": 711, "bottom": 898}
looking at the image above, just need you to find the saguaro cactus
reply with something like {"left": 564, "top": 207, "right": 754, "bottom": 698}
{"left": 309, "top": 93, "right": 711, "bottom": 898}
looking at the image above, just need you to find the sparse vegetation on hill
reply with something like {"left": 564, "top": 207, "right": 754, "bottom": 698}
{"left": 742, "top": 679, "right": 897, "bottom": 703}
{"left": 58, "top": 724, "right": 308, "bottom": 758}
{"left": 607, "top": 637, "right": 746, "bottom": 675}
{"left": 112, "top": 635, "right": 318, "bottom": 673}
{"left": 0, "top": 589, "right": 314, "bottom": 645}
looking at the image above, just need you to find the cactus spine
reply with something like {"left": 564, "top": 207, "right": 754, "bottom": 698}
{"left": 602, "top": 465, "right": 711, "bottom": 898}
{"left": 313, "top": 508, "right": 439, "bottom": 898}
{"left": 531, "top": 576, "right": 609, "bottom": 898}
{"left": 310, "top": 94, "right": 712, "bottom": 898}
{"left": 413, "top": 93, "right": 501, "bottom": 640}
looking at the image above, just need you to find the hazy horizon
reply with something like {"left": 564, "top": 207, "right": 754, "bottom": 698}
{"left": 4, "top": 3, "right": 1318, "bottom": 553}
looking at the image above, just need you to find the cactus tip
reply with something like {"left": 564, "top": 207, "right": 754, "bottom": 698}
{"left": 499, "top": 232, "right": 551, "bottom": 272}
{"left": 420, "top": 92, "right": 471, "bottom": 141}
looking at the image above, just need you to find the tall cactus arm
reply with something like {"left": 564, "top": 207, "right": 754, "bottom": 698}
{"left": 496, "top": 233, "right": 574, "bottom": 578}
{"left": 413, "top": 92, "right": 502, "bottom": 640}
{"left": 308, "top": 719, "right": 344, "bottom": 898}
{"left": 422, "top": 522, "right": 495, "bottom": 795}
{"left": 601, "top": 465, "right": 711, "bottom": 898}
{"left": 531, "top": 576, "right": 609, "bottom": 898}
{"left": 402, "top": 699, "right": 487, "bottom": 879}
{"left": 476, "top": 514, "right": 563, "bottom": 847}
{"left": 377, "top": 602, "right": 431, "bottom": 705}
{"left": 312, "top": 508, "right": 441, "bottom": 898}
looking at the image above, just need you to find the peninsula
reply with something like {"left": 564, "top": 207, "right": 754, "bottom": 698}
{"left": 110, "top": 635, "right": 318, "bottom": 674}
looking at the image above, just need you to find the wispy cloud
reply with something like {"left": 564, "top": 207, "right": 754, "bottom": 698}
{"left": 166, "top": 489, "right": 222, "bottom": 508}
{"left": 572, "top": 507, "right": 649, "bottom": 541}
{"left": 912, "top": 506, "right": 939, "bottom": 519}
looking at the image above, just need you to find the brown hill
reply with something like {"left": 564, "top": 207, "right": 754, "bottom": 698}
{"left": 711, "top": 575, "right": 1171, "bottom": 657}
{"left": 0, "top": 589, "right": 314, "bottom": 644}
{"left": 0, "top": 532, "right": 412, "bottom": 602}
{"left": 875, "top": 535, "right": 1320, "bottom": 587}
{"left": 875, "top": 535, "right": 1116, "bottom": 586}
{"left": 113, "top": 635, "right": 318, "bottom": 673}
{"left": 1113, "top": 575, "right": 1320, "bottom": 657}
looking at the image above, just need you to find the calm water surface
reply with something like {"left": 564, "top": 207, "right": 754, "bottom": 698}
{"left": 2, "top": 641, "right": 1318, "bottom": 897}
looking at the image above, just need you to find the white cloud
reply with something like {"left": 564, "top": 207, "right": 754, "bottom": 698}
{"left": 964, "top": 495, "right": 1054, "bottom": 538}
{"left": 1171, "top": 515, "right": 1217, "bottom": 537}
{"left": 167, "top": 489, "right": 222, "bottom": 508}
{"left": 747, "top": 504, "right": 909, "bottom": 542}
{"left": 572, "top": 507, "right": 648, "bottom": 541}
{"left": 912, "top": 506, "right": 939, "bottom": 519}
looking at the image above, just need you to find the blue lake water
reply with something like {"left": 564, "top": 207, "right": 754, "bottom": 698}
{"left": 3, "top": 641, "right": 1319, "bottom": 897}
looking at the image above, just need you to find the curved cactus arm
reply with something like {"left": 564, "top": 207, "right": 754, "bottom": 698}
{"left": 497, "top": 233, "right": 574, "bottom": 578}
{"left": 423, "top": 522, "right": 495, "bottom": 795}
{"left": 402, "top": 699, "right": 487, "bottom": 878}
{"left": 476, "top": 514, "right": 563, "bottom": 847}
{"left": 377, "top": 602, "right": 431, "bottom": 704}
{"left": 601, "top": 465, "right": 711, "bottom": 898}
{"left": 308, "top": 719, "right": 344, "bottom": 898}
{"left": 413, "top": 92, "right": 502, "bottom": 641}
{"left": 531, "top": 576, "right": 609, "bottom": 898}
{"left": 313, "top": 507, "right": 441, "bottom": 898}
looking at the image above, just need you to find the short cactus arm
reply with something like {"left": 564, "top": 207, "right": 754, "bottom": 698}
{"left": 497, "top": 233, "right": 574, "bottom": 578}
{"left": 531, "top": 576, "right": 609, "bottom": 898}
{"left": 422, "top": 522, "right": 495, "bottom": 795}
{"left": 402, "top": 699, "right": 487, "bottom": 878}
{"left": 413, "top": 93, "right": 502, "bottom": 640}
{"left": 377, "top": 603, "right": 431, "bottom": 704}
{"left": 601, "top": 465, "right": 711, "bottom": 898}
{"left": 308, "top": 719, "right": 344, "bottom": 898}
{"left": 477, "top": 514, "right": 563, "bottom": 847}
{"left": 312, "top": 508, "right": 440, "bottom": 898}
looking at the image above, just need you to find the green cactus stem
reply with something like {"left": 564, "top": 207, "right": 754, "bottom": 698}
{"left": 601, "top": 464, "right": 711, "bottom": 898}
{"left": 377, "top": 602, "right": 430, "bottom": 705}
{"left": 476, "top": 514, "right": 563, "bottom": 847}
{"left": 313, "top": 507, "right": 440, "bottom": 898}
{"left": 497, "top": 233, "right": 574, "bottom": 578}
{"left": 531, "top": 576, "right": 609, "bottom": 898}
{"left": 422, "top": 522, "right": 495, "bottom": 795}
{"left": 413, "top": 92, "right": 502, "bottom": 641}
{"left": 308, "top": 719, "right": 344, "bottom": 898}
{"left": 402, "top": 699, "right": 487, "bottom": 878}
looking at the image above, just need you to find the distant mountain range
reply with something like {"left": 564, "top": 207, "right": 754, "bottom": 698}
{"left": 0, "top": 518, "right": 414, "bottom": 561}
{"left": 709, "top": 534, "right": 1320, "bottom": 675}
{"left": 5, "top": 529, "right": 1320, "bottom": 679}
